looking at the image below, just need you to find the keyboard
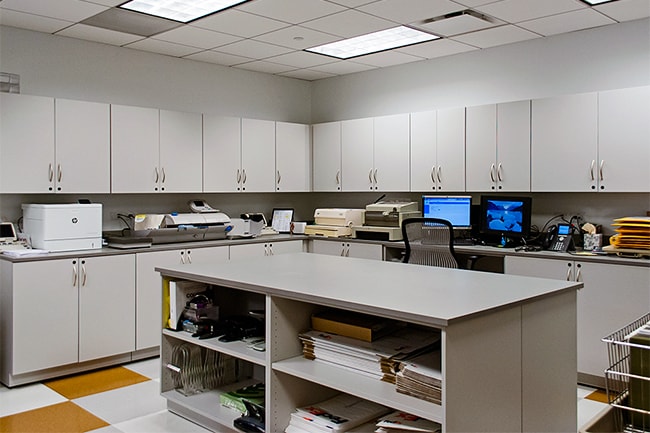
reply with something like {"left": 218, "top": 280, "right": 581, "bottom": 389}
{"left": 0, "top": 242, "right": 30, "bottom": 251}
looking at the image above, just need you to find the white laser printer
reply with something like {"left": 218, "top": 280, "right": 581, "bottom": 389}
{"left": 353, "top": 201, "right": 420, "bottom": 241}
{"left": 304, "top": 208, "right": 365, "bottom": 237}
{"left": 22, "top": 203, "right": 103, "bottom": 251}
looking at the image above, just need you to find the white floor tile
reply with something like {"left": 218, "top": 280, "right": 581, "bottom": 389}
{"left": 0, "top": 383, "right": 67, "bottom": 417}
{"left": 87, "top": 425, "right": 126, "bottom": 433}
{"left": 578, "top": 397, "right": 609, "bottom": 430}
{"left": 123, "top": 357, "right": 161, "bottom": 380}
{"left": 112, "top": 410, "right": 212, "bottom": 433}
{"left": 73, "top": 380, "right": 167, "bottom": 425}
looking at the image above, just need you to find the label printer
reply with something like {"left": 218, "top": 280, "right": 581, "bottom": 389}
{"left": 352, "top": 201, "right": 420, "bottom": 241}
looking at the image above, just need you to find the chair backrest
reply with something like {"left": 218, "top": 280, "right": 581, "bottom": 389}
{"left": 401, "top": 217, "right": 459, "bottom": 268}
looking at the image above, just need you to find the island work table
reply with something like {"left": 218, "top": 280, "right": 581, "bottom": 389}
{"left": 156, "top": 252, "right": 581, "bottom": 433}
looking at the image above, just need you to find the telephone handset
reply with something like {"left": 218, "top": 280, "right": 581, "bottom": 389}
{"left": 545, "top": 223, "right": 573, "bottom": 252}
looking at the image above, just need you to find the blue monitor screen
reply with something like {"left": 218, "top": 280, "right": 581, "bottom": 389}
{"left": 422, "top": 196, "right": 472, "bottom": 228}
{"left": 480, "top": 196, "right": 532, "bottom": 237}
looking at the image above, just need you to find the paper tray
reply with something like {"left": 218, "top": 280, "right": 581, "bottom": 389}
{"left": 128, "top": 226, "right": 230, "bottom": 244}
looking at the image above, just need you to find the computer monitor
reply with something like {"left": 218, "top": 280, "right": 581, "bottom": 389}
{"left": 421, "top": 195, "right": 472, "bottom": 229}
{"left": 479, "top": 195, "right": 532, "bottom": 245}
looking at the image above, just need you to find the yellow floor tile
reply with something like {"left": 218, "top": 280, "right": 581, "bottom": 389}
{"left": 0, "top": 401, "right": 109, "bottom": 433}
{"left": 586, "top": 389, "right": 610, "bottom": 404}
{"left": 44, "top": 366, "right": 150, "bottom": 399}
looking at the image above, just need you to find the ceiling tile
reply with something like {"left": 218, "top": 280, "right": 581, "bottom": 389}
{"left": 237, "top": 0, "right": 346, "bottom": 24}
{"left": 301, "top": 9, "right": 395, "bottom": 38}
{"left": 352, "top": 50, "right": 424, "bottom": 67}
{"left": 0, "top": 0, "right": 107, "bottom": 22}
{"left": 214, "top": 39, "right": 294, "bottom": 59}
{"left": 475, "top": 0, "right": 587, "bottom": 23}
{"left": 183, "top": 50, "right": 253, "bottom": 65}
{"left": 308, "top": 60, "right": 378, "bottom": 75}
{"left": 417, "top": 11, "right": 501, "bottom": 36}
{"left": 81, "top": 8, "right": 181, "bottom": 36}
{"left": 124, "top": 38, "right": 202, "bottom": 57}
{"left": 518, "top": 8, "right": 617, "bottom": 36}
{"left": 359, "top": 0, "right": 464, "bottom": 24}
{"left": 396, "top": 38, "right": 477, "bottom": 58}
{"left": 451, "top": 24, "right": 540, "bottom": 48}
{"left": 0, "top": 9, "right": 73, "bottom": 33}
{"left": 234, "top": 60, "right": 298, "bottom": 74}
{"left": 264, "top": 50, "right": 337, "bottom": 68}
{"left": 325, "top": 0, "right": 380, "bottom": 7}
{"left": 253, "top": 25, "right": 341, "bottom": 49}
{"left": 191, "top": 10, "right": 290, "bottom": 38}
{"left": 451, "top": 0, "right": 502, "bottom": 6}
{"left": 153, "top": 25, "right": 241, "bottom": 49}
{"left": 595, "top": 0, "right": 650, "bottom": 22}
{"left": 80, "top": 0, "right": 125, "bottom": 6}
{"left": 56, "top": 23, "right": 144, "bottom": 45}
{"left": 279, "top": 68, "right": 337, "bottom": 80}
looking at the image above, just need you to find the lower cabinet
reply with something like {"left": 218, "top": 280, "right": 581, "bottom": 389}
{"left": 229, "top": 240, "right": 304, "bottom": 260}
{"left": 504, "top": 256, "right": 650, "bottom": 386}
{"left": 0, "top": 254, "right": 136, "bottom": 386}
{"left": 136, "top": 246, "right": 229, "bottom": 351}
{"left": 309, "top": 239, "right": 383, "bottom": 260}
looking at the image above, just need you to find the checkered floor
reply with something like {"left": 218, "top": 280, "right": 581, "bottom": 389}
{"left": 0, "top": 357, "right": 610, "bottom": 432}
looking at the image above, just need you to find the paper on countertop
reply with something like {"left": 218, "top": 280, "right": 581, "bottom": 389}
{"left": 1, "top": 249, "right": 49, "bottom": 257}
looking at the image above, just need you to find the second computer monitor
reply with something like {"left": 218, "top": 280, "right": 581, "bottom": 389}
{"left": 421, "top": 195, "right": 472, "bottom": 229}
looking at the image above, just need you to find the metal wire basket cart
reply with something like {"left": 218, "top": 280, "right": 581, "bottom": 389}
{"left": 602, "top": 313, "right": 650, "bottom": 433}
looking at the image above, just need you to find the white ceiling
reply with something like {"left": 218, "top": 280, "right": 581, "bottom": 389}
{"left": 1, "top": 0, "right": 648, "bottom": 81}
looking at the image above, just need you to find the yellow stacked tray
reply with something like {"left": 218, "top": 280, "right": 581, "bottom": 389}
{"left": 609, "top": 217, "right": 650, "bottom": 249}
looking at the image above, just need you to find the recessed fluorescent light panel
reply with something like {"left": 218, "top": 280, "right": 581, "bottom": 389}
{"left": 579, "top": 0, "right": 618, "bottom": 4}
{"left": 306, "top": 26, "right": 440, "bottom": 59}
{"left": 119, "top": 0, "right": 250, "bottom": 23}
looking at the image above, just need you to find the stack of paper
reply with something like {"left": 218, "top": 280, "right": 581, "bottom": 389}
{"left": 609, "top": 216, "right": 650, "bottom": 250}
{"left": 285, "top": 393, "right": 391, "bottom": 433}
{"left": 375, "top": 411, "right": 441, "bottom": 433}
{"left": 394, "top": 351, "right": 442, "bottom": 405}
{"left": 299, "top": 327, "right": 440, "bottom": 384}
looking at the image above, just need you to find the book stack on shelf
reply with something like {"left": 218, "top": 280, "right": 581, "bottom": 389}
{"left": 299, "top": 309, "right": 440, "bottom": 384}
{"left": 375, "top": 411, "right": 441, "bottom": 433}
{"left": 394, "top": 351, "right": 442, "bottom": 405}
{"left": 285, "top": 393, "right": 391, "bottom": 433}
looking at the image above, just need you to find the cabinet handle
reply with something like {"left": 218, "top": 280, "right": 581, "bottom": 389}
{"left": 490, "top": 163, "right": 496, "bottom": 182}
{"left": 368, "top": 169, "right": 373, "bottom": 183}
{"left": 186, "top": 250, "right": 191, "bottom": 264}
{"left": 48, "top": 163, "right": 54, "bottom": 182}
{"left": 566, "top": 265, "right": 572, "bottom": 281}
{"left": 72, "top": 261, "right": 78, "bottom": 286}
{"left": 576, "top": 264, "right": 582, "bottom": 282}
{"left": 161, "top": 167, "right": 166, "bottom": 184}
{"left": 437, "top": 166, "right": 442, "bottom": 183}
{"left": 599, "top": 160, "right": 605, "bottom": 181}
{"left": 345, "top": 244, "right": 350, "bottom": 257}
{"left": 180, "top": 251, "right": 185, "bottom": 264}
{"left": 277, "top": 170, "right": 281, "bottom": 185}
{"left": 236, "top": 169, "right": 241, "bottom": 184}
{"left": 335, "top": 170, "right": 340, "bottom": 186}
{"left": 81, "top": 261, "right": 87, "bottom": 286}
{"left": 497, "top": 163, "right": 503, "bottom": 182}
{"left": 590, "top": 160, "right": 595, "bottom": 181}
{"left": 268, "top": 244, "right": 273, "bottom": 256}
{"left": 154, "top": 167, "right": 159, "bottom": 183}
{"left": 242, "top": 169, "right": 247, "bottom": 184}
{"left": 57, "top": 164, "right": 62, "bottom": 183}
{"left": 340, "top": 244, "right": 346, "bottom": 256}
{"left": 373, "top": 168, "right": 378, "bottom": 184}
{"left": 430, "top": 166, "right": 435, "bottom": 183}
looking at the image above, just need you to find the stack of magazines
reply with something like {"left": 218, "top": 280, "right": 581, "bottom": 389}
{"left": 299, "top": 327, "right": 440, "bottom": 384}
{"left": 285, "top": 393, "right": 391, "bottom": 433}
{"left": 375, "top": 411, "right": 441, "bottom": 433}
{"left": 395, "top": 351, "right": 442, "bottom": 405}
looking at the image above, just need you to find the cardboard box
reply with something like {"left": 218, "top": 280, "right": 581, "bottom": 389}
{"left": 311, "top": 309, "right": 402, "bottom": 342}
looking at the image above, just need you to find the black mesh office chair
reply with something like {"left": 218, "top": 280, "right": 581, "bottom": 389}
{"left": 401, "top": 217, "right": 459, "bottom": 268}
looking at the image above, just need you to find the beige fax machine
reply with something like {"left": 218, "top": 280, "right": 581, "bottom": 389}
{"left": 353, "top": 201, "right": 420, "bottom": 241}
{"left": 305, "top": 208, "right": 365, "bottom": 238}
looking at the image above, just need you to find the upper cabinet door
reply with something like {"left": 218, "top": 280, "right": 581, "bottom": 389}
{"left": 276, "top": 122, "right": 310, "bottom": 192}
{"left": 410, "top": 111, "right": 437, "bottom": 192}
{"left": 313, "top": 121, "right": 342, "bottom": 192}
{"left": 496, "top": 100, "right": 531, "bottom": 192}
{"left": 203, "top": 115, "right": 241, "bottom": 192}
{"left": 436, "top": 107, "right": 466, "bottom": 192}
{"left": 111, "top": 104, "right": 160, "bottom": 193}
{"left": 241, "top": 118, "right": 275, "bottom": 192}
{"left": 373, "top": 114, "right": 410, "bottom": 192}
{"left": 532, "top": 92, "right": 598, "bottom": 192}
{"left": 0, "top": 93, "right": 55, "bottom": 193}
{"left": 159, "top": 109, "right": 202, "bottom": 193}
{"left": 466, "top": 104, "right": 497, "bottom": 192}
{"left": 55, "top": 99, "right": 110, "bottom": 194}
{"left": 341, "top": 117, "right": 374, "bottom": 192}
{"left": 598, "top": 86, "right": 650, "bottom": 192}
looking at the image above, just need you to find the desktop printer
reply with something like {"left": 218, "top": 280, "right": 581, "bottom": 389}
{"left": 352, "top": 201, "right": 420, "bottom": 241}
{"left": 304, "top": 208, "right": 365, "bottom": 237}
{"left": 22, "top": 203, "right": 103, "bottom": 251}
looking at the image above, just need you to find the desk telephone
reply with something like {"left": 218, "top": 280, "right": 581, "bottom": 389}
{"left": 544, "top": 223, "right": 573, "bottom": 252}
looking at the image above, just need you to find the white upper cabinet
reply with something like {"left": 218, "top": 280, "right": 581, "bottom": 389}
{"left": 159, "top": 109, "right": 203, "bottom": 193}
{"left": 373, "top": 114, "right": 410, "bottom": 192}
{"left": 312, "top": 121, "right": 342, "bottom": 192}
{"left": 411, "top": 109, "right": 465, "bottom": 192}
{"left": 466, "top": 101, "right": 530, "bottom": 192}
{"left": 111, "top": 104, "right": 160, "bottom": 193}
{"left": 203, "top": 115, "right": 241, "bottom": 192}
{"left": 598, "top": 85, "right": 650, "bottom": 192}
{"left": 241, "top": 118, "right": 276, "bottom": 192}
{"left": 112, "top": 105, "right": 201, "bottom": 193}
{"left": 531, "top": 92, "right": 599, "bottom": 192}
{"left": 341, "top": 117, "right": 374, "bottom": 191}
{"left": 276, "top": 121, "right": 310, "bottom": 192}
